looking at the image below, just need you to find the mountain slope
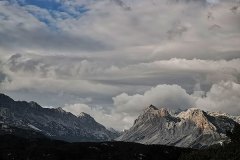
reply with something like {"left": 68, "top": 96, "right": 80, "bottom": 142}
{"left": 0, "top": 93, "right": 118, "bottom": 142}
{"left": 117, "top": 105, "right": 238, "bottom": 148}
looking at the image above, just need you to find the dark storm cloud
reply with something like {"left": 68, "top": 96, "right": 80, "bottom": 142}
{"left": 0, "top": 72, "right": 7, "bottom": 83}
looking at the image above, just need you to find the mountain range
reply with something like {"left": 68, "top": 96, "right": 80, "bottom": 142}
{"left": 1, "top": 93, "right": 240, "bottom": 149}
{"left": 117, "top": 105, "right": 240, "bottom": 148}
{"left": 0, "top": 93, "right": 119, "bottom": 142}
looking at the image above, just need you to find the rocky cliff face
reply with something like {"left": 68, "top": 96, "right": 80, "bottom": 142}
{"left": 117, "top": 105, "right": 238, "bottom": 148}
{"left": 0, "top": 93, "right": 118, "bottom": 142}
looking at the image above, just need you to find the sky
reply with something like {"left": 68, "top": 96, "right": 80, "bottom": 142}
{"left": 0, "top": 0, "right": 240, "bottom": 130}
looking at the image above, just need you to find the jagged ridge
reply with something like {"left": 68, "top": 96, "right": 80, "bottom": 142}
{"left": 117, "top": 105, "right": 238, "bottom": 148}
{"left": 0, "top": 93, "right": 119, "bottom": 142}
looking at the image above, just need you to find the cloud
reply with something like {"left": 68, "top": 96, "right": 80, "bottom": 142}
{"left": 63, "top": 103, "right": 134, "bottom": 130}
{"left": 1, "top": 0, "right": 240, "bottom": 57}
{"left": 63, "top": 103, "right": 94, "bottom": 117}
{"left": 109, "top": 81, "right": 240, "bottom": 129}
{"left": 1, "top": 53, "right": 240, "bottom": 108}
{"left": 5, "top": 54, "right": 240, "bottom": 85}
{"left": 113, "top": 84, "right": 195, "bottom": 115}
{"left": 0, "top": 71, "right": 7, "bottom": 84}
{"left": 0, "top": 1, "right": 109, "bottom": 53}
{"left": 197, "top": 81, "right": 240, "bottom": 115}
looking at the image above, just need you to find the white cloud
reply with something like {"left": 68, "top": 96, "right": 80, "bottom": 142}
{"left": 1, "top": 0, "right": 239, "bottom": 56}
{"left": 109, "top": 81, "right": 240, "bottom": 129}
{"left": 113, "top": 84, "right": 195, "bottom": 115}
{"left": 63, "top": 103, "right": 134, "bottom": 130}
{"left": 197, "top": 81, "right": 240, "bottom": 115}
{"left": 1, "top": 53, "right": 240, "bottom": 110}
{"left": 63, "top": 103, "right": 94, "bottom": 116}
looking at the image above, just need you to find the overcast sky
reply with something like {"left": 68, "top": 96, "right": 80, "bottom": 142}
{"left": 0, "top": 0, "right": 240, "bottom": 130}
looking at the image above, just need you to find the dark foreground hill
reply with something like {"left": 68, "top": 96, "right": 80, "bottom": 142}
{"left": 1, "top": 124, "right": 240, "bottom": 160}
{"left": 0, "top": 121, "right": 190, "bottom": 160}
{"left": 0, "top": 134, "right": 190, "bottom": 160}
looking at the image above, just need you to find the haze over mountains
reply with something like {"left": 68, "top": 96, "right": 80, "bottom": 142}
{"left": 1, "top": 93, "right": 240, "bottom": 149}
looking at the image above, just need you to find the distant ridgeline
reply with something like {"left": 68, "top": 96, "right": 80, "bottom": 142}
{"left": 0, "top": 93, "right": 240, "bottom": 149}
{"left": 1, "top": 93, "right": 240, "bottom": 160}
{"left": 0, "top": 115, "right": 240, "bottom": 160}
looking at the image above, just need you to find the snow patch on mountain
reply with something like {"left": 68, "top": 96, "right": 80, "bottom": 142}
{"left": 27, "top": 124, "right": 42, "bottom": 132}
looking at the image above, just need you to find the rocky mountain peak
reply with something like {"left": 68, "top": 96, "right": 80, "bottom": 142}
{"left": 77, "top": 112, "right": 95, "bottom": 122}
{"left": 29, "top": 101, "right": 41, "bottom": 108}
{"left": 158, "top": 108, "right": 171, "bottom": 117}
{"left": 0, "top": 93, "right": 14, "bottom": 104}
{"left": 133, "top": 106, "right": 173, "bottom": 126}
{"left": 148, "top": 104, "right": 158, "bottom": 110}
{"left": 143, "top": 105, "right": 170, "bottom": 117}
{"left": 143, "top": 104, "right": 158, "bottom": 113}
{"left": 55, "top": 107, "right": 65, "bottom": 113}
{"left": 78, "top": 112, "right": 90, "bottom": 118}
{"left": 0, "top": 93, "right": 118, "bottom": 142}
{"left": 178, "top": 108, "right": 204, "bottom": 118}
{"left": 118, "top": 106, "right": 238, "bottom": 148}
{"left": 178, "top": 108, "right": 216, "bottom": 131}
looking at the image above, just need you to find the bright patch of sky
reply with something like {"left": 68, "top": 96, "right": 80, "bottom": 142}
{"left": 11, "top": 0, "right": 89, "bottom": 28}
{"left": 206, "top": 0, "right": 219, "bottom": 4}
{"left": 17, "top": 0, "right": 62, "bottom": 11}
